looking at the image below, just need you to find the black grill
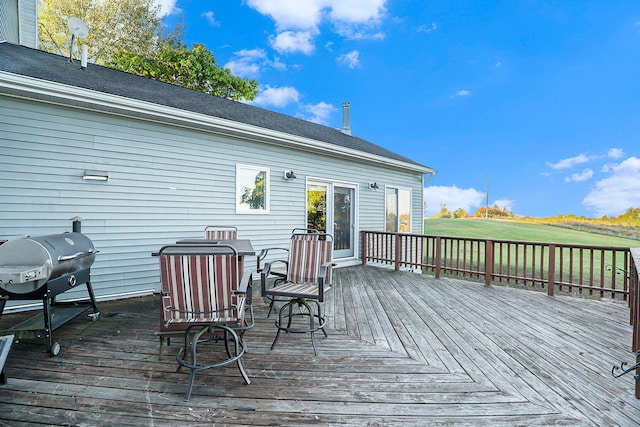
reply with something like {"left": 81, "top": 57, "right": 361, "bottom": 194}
{"left": 0, "top": 232, "right": 100, "bottom": 356}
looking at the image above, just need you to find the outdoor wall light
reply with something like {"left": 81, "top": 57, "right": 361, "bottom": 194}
{"left": 83, "top": 170, "right": 109, "bottom": 181}
{"left": 284, "top": 170, "right": 296, "bottom": 180}
{"left": 369, "top": 182, "right": 379, "bottom": 190}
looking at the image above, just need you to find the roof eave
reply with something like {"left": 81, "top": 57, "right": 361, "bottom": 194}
{"left": 0, "top": 71, "right": 436, "bottom": 175}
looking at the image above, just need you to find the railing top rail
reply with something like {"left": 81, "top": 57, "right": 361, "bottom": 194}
{"left": 362, "top": 230, "right": 634, "bottom": 252}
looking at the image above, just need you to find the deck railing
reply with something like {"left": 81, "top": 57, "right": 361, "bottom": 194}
{"left": 361, "top": 230, "right": 640, "bottom": 398}
{"left": 361, "top": 230, "right": 632, "bottom": 299}
{"left": 630, "top": 249, "right": 639, "bottom": 399}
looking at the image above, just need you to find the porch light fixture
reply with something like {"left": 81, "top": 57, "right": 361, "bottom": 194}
{"left": 283, "top": 170, "right": 296, "bottom": 180}
{"left": 368, "top": 182, "right": 379, "bottom": 190}
{"left": 83, "top": 170, "right": 109, "bottom": 181}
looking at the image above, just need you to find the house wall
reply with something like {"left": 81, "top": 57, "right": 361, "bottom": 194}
{"left": 0, "top": 95, "right": 424, "bottom": 306}
{"left": 0, "top": 0, "right": 37, "bottom": 48}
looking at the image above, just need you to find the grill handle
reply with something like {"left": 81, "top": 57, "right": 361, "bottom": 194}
{"left": 57, "top": 248, "right": 98, "bottom": 262}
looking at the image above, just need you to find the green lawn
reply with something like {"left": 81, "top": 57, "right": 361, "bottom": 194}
{"left": 424, "top": 218, "right": 640, "bottom": 248}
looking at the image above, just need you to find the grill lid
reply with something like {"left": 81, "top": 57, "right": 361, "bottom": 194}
{"left": 0, "top": 232, "right": 96, "bottom": 293}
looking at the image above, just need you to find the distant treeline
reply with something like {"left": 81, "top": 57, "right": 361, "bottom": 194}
{"left": 434, "top": 204, "right": 515, "bottom": 219}
{"left": 434, "top": 205, "right": 640, "bottom": 227}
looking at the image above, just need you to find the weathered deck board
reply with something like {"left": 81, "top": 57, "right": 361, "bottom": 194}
{"left": 0, "top": 265, "right": 638, "bottom": 426}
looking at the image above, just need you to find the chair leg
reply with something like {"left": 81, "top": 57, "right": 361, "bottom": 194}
{"left": 177, "top": 323, "right": 250, "bottom": 401}
{"left": 267, "top": 298, "right": 276, "bottom": 318}
{"left": 314, "top": 300, "right": 329, "bottom": 338}
{"left": 228, "top": 328, "right": 251, "bottom": 385}
{"left": 271, "top": 298, "right": 327, "bottom": 355}
{"left": 183, "top": 326, "right": 205, "bottom": 401}
{"left": 308, "top": 302, "right": 318, "bottom": 356}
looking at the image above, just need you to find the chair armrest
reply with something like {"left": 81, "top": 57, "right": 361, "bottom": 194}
{"left": 318, "top": 261, "right": 336, "bottom": 280}
{"left": 317, "top": 262, "right": 337, "bottom": 302}
{"left": 260, "top": 260, "right": 288, "bottom": 295}
{"left": 237, "top": 270, "right": 253, "bottom": 303}
{"left": 256, "top": 247, "right": 289, "bottom": 272}
{"left": 237, "top": 270, "right": 252, "bottom": 293}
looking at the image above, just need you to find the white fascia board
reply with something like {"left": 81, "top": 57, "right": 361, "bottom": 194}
{"left": 0, "top": 71, "right": 436, "bottom": 175}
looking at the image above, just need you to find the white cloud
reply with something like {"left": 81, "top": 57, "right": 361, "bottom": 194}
{"left": 270, "top": 31, "right": 315, "bottom": 55}
{"left": 299, "top": 101, "right": 337, "bottom": 125}
{"left": 155, "top": 0, "right": 179, "bottom": 16}
{"left": 417, "top": 22, "right": 437, "bottom": 33}
{"left": 202, "top": 11, "right": 219, "bottom": 26}
{"left": 247, "top": 0, "right": 325, "bottom": 31}
{"left": 608, "top": 148, "right": 624, "bottom": 159}
{"left": 337, "top": 50, "right": 360, "bottom": 68}
{"left": 225, "top": 49, "right": 289, "bottom": 77}
{"left": 564, "top": 168, "right": 593, "bottom": 183}
{"left": 328, "top": 0, "right": 386, "bottom": 24}
{"left": 248, "top": 0, "right": 386, "bottom": 30}
{"left": 247, "top": 0, "right": 387, "bottom": 54}
{"left": 583, "top": 157, "right": 640, "bottom": 216}
{"left": 423, "top": 185, "right": 486, "bottom": 216}
{"left": 452, "top": 89, "right": 471, "bottom": 98}
{"left": 547, "top": 153, "right": 590, "bottom": 170}
{"left": 252, "top": 85, "right": 300, "bottom": 108}
{"left": 224, "top": 49, "right": 268, "bottom": 77}
{"left": 334, "top": 26, "right": 385, "bottom": 41}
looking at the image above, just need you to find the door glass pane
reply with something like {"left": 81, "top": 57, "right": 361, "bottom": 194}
{"left": 399, "top": 189, "right": 411, "bottom": 232}
{"left": 385, "top": 187, "right": 398, "bottom": 232}
{"left": 334, "top": 187, "right": 352, "bottom": 250}
{"left": 307, "top": 184, "right": 328, "bottom": 233}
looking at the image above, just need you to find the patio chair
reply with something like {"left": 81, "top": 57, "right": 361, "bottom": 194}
{"left": 204, "top": 225, "right": 238, "bottom": 240}
{"left": 256, "top": 228, "right": 320, "bottom": 316}
{"left": 157, "top": 244, "right": 253, "bottom": 401}
{"left": 260, "top": 233, "right": 334, "bottom": 355}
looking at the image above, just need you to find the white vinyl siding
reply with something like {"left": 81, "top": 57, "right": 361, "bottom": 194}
{"left": 0, "top": 95, "right": 425, "bottom": 307}
{"left": 0, "top": 0, "right": 37, "bottom": 48}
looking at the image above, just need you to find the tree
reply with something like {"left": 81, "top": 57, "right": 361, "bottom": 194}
{"left": 108, "top": 38, "right": 258, "bottom": 101}
{"left": 240, "top": 171, "right": 266, "bottom": 210}
{"left": 438, "top": 204, "right": 452, "bottom": 218}
{"left": 38, "top": 0, "right": 258, "bottom": 101}
{"left": 307, "top": 188, "right": 327, "bottom": 232}
{"left": 38, "top": 0, "right": 163, "bottom": 64}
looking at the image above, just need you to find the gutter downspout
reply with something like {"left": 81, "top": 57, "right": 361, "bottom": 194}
{"left": 422, "top": 169, "right": 438, "bottom": 234}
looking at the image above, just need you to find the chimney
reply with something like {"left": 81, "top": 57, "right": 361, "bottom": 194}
{"left": 341, "top": 102, "right": 351, "bottom": 135}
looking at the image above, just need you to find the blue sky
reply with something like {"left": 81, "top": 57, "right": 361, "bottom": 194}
{"left": 158, "top": 0, "right": 640, "bottom": 218}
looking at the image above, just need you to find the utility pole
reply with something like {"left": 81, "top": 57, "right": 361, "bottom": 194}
{"left": 486, "top": 175, "right": 490, "bottom": 219}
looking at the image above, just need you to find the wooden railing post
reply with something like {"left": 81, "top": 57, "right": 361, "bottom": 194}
{"left": 361, "top": 231, "right": 367, "bottom": 266}
{"left": 548, "top": 244, "right": 556, "bottom": 296}
{"left": 484, "top": 240, "right": 493, "bottom": 285}
{"left": 435, "top": 236, "right": 441, "bottom": 278}
{"left": 395, "top": 233, "right": 401, "bottom": 271}
{"left": 630, "top": 248, "right": 640, "bottom": 399}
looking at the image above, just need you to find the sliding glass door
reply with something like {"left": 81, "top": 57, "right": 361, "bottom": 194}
{"left": 307, "top": 181, "right": 356, "bottom": 259}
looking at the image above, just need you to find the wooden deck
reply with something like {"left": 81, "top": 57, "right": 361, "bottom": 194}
{"left": 0, "top": 265, "right": 638, "bottom": 426}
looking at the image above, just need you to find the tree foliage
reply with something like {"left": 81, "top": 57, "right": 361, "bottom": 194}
{"left": 38, "top": 0, "right": 258, "bottom": 101}
{"left": 473, "top": 204, "right": 514, "bottom": 219}
{"left": 108, "top": 38, "right": 258, "bottom": 101}
{"left": 307, "top": 188, "right": 327, "bottom": 232}
{"left": 240, "top": 171, "right": 266, "bottom": 210}
{"left": 38, "top": 0, "right": 162, "bottom": 64}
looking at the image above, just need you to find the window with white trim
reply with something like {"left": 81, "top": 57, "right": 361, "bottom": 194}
{"left": 236, "top": 164, "right": 269, "bottom": 214}
{"left": 385, "top": 187, "right": 411, "bottom": 232}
